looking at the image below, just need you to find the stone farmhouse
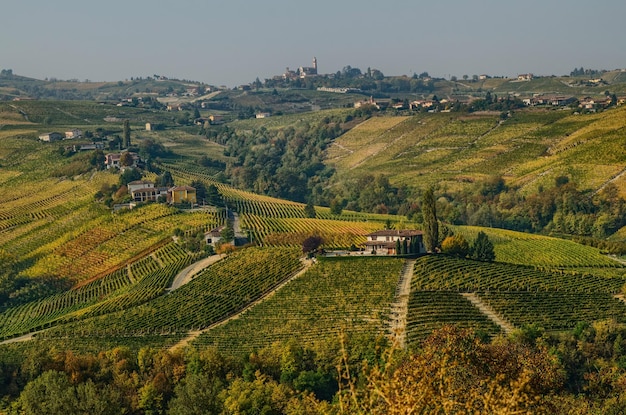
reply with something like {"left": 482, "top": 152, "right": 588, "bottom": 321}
{"left": 104, "top": 152, "right": 141, "bottom": 170}
{"left": 126, "top": 181, "right": 197, "bottom": 205}
{"left": 364, "top": 230, "right": 425, "bottom": 255}
{"left": 168, "top": 186, "right": 197, "bottom": 204}
{"left": 38, "top": 132, "right": 63, "bottom": 142}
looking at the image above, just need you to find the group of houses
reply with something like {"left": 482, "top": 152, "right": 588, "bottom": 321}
{"left": 38, "top": 129, "right": 83, "bottom": 142}
{"left": 126, "top": 180, "right": 197, "bottom": 205}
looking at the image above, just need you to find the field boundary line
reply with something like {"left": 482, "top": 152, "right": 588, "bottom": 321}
{"left": 461, "top": 292, "right": 514, "bottom": 334}
{"left": 387, "top": 259, "right": 415, "bottom": 349}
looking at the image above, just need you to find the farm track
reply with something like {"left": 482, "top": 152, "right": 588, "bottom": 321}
{"left": 167, "top": 254, "right": 226, "bottom": 292}
{"left": 461, "top": 293, "right": 514, "bottom": 334}
{"left": 387, "top": 259, "right": 415, "bottom": 348}
{"left": 169, "top": 257, "right": 314, "bottom": 351}
{"left": 595, "top": 167, "right": 626, "bottom": 195}
{"left": 351, "top": 121, "right": 409, "bottom": 170}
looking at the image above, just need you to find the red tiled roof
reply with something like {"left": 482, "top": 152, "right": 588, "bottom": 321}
{"left": 366, "top": 230, "right": 423, "bottom": 237}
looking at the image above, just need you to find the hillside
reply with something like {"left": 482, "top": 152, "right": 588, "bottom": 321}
{"left": 326, "top": 106, "right": 626, "bottom": 196}
{"left": 5, "top": 95, "right": 626, "bottom": 411}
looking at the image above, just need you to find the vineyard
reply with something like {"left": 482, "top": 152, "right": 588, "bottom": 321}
{"left": 456, "top": 226, "right": 623, "bottom": 269}
{"left": 192, "top": 256, "right": 404, "bottom": 355}
{"left": 39, "top": 247, "right": 302, "bottom": 341}
{"left": 323, "top": 106, "right": 626, "bottom": 199}
{"left": 158, "top": 161, "right": 409, "bottom": 248}
{"left": 405, "top": 291, "right": 502, "bottom": 343}
{"left": 0, "top": 242, "right": 199, "bottom": 339}
{"left": 2, "top": 100, "right": 626, "bottom": 359}
{"left": 405, "top": 255, "right": 626, "bottom": 342}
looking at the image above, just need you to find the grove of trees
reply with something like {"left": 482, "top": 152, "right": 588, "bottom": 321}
{"left": 5, "top": 323, "right": 626, "bottom": 413}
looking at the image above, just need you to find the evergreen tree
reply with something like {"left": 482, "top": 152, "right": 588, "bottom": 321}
{"left": 206, "top": 184, "right": 223, "bottom": 206}
{"left": 220, "top": 219, "right": 235, "bottom": 243}
{"left": 422, "top": 187, "right": 438, "bottom": 252}
{"left": 123, "top": 120, "right": 131, "bottom": 149}
{"left": 304, "top": 200, "right": 316, "bottom": 218}
{"left": 190, "top": 180, "right": 207, "bottom": 203}
{"left": 395, "top": 239, "right": 401, "bottom": 255}
{"left": 471, "top": 231, "right": 495, "bottom": 262}
{"left": 158, "top": 171, "right": 174, "bottom": 187}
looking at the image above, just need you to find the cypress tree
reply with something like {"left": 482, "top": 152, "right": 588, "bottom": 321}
{"left": 123, "top": 119, "right": 131, "bottom": 149}
{"left": 422, "top": 187, "right": 438, "bottom": 252}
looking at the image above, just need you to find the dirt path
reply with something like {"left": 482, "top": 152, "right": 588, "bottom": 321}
{"left": 0, "top": 330, "right": 44, "bottom": 346}
{"left": 0, "top": 254, "right": 226, "bottom": 346}
{"left": 167, "top": 254, "right": 226, "bottom": 292}
{"left": 351, "top": 121, "right": 409, "bottom": 170}
{"left": 609, "top": 255, "right": 626, "bottom": 266}
{"left": 461, "top": 293, "right": 514, "bottom": 334}
{"left": 169, "top": 258, "right": 314, "bottom": 351}
{"left": 387, "top": 259, "right": 415, "bottom": 348}
{"left": 595, "top": 167, "right": 626, "bottom": 195}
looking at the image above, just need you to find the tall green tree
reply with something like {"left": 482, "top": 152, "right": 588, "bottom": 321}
{"left": 304, "top": 200, "right": 316, "bottom": 218}
{"left": 422, "top": 187, "right": 438, "bottom": 252}
{"left": 122, "top": 119, "right": 131, "bottom": 149}
{"left": 190, "top": 180, "right": 207, "bottom": 203}
{"left": 220, "top": 219, "right": 235, "bottom": 243}
{"left": 471, "top": 231, "right": 495, "bottom": 262}
{"left": 206, "top": 184, "right": 223, "bottom": 206}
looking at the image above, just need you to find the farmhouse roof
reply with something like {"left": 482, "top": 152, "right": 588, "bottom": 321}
{"left": 366, "top": 230, "right": 423, "bottom": 237}
{"left": 128, "top": 180, "right": 154, "bottom": 186}
{"left": 205, "top": 225, "right": 225, "bottom": 237}
{"left": 169, "top": 186, "right": 196, "bottom": 191}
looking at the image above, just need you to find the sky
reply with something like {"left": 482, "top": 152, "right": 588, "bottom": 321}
{"left": 1, "top": 0, "right": 625, "bottom": 87}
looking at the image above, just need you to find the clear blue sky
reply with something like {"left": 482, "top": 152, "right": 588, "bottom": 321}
{"left": 2, "top": 0, "right": 624, "bottom": 87}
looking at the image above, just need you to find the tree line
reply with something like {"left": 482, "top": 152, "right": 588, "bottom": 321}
{"left": 4, "top": 322, "right": 626, "bottom": 413}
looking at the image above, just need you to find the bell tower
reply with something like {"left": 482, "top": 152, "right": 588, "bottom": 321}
{"left": 313, "top": 57, "right": 317, "bottom": 73}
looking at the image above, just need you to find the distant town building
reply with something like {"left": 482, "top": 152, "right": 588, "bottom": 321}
{"left": 38, "top": 132, "right": 63, "bottom": 142}
{"left": 64, "top": 129, "right": 83, "bottom": 139}
{"left": 517, "top": 73, "right": 534, "bottom": 81}
{"left": 209, "top": 115, "right": 224, "bottom": 124}
{"left": 255, "top": 112, "right": 271, "bottom": 119}
{"left": 283, "top": 57, "right": 318, "bottom": 80}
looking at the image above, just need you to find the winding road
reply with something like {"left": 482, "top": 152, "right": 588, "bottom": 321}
{"left": 167, "top": 254, "right": 225, "bottom": 292}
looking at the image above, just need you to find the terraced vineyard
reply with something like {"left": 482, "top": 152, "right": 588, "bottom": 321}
{"left": 405, "top": 255, "right": 626, "bottom": 343}
{"left": 477, "top": 291, "right": 626, "bottom": 331}
{"left": 193, "top": 256, "right": 404, "bottom": 355}
{"left": 406, "top": 291, "right": 502, "bottom": 343}
{"left": 456, "top": 226, "right": 621, "bottom": 268}
{"left": 159, "top": 161, "right": 407, "bottom": 248}
{"left": 0, "top": 242, "right": 198, "bottom": 339}
{"left": 40, "top": 247, "right": 302, "bottom": 340}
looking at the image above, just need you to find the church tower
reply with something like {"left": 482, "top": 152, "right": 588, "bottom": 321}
{"left": 313, "top": 57, "right": 317, "bottom": 73}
